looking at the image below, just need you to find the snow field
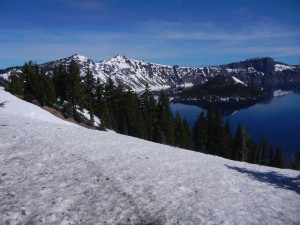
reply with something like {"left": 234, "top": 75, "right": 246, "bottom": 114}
{"left": 0, "top": 88, "right": 300, "bottom": 224}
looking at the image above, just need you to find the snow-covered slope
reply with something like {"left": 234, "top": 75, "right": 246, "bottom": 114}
{"left": 0, "top": 88, "right": 300, "bottom": 224}
{"left": 0, "top": 87, "right": 77, "bottom": 127}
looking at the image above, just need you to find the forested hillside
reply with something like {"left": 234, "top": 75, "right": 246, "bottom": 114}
{"left": 4, "top": 60, "right": 298, "bottom": 169}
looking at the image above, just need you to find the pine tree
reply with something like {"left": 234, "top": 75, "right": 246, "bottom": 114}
{"left": 83, "top": 68, "right": 96, "bottom": 124}
{"left": 193, "top": 111, "right": 207, "bottom": 152}
{"left": 67, "top": 60, "right": 81, "bottom": 117}
{"left": 23, "top": 61, "right": 38, "bottom": 102}
{"left": 173, "top": 111, "right": 183, "bottom": 147}
{"left": 291, "top": 150, "right": 300, "bottom": 170}
{"left": 273, "top": 147, "right": 285, "bottom": 168}
{"left": 94, "top": 78, "right": 105, "bottom": 118}
{"left": 254, "top": 138, "right": 269, "bottom": 165}
{"left": 221, "top": 119, "right": 233, "bottom": 159}
{"left": 101, "top": 102, "right": 113, "bottom": 129}
{"left": 41, "top": 68, "right": 56, "bottom": 106}
{"left": 139, "top": 84, "right": 158, "bottom": 141}
{"left": 22, "top": 61, "right": 50, "bottom": 106}
{"left": 7, "top": 72, "right": 23, "bottom": 95}
{"left": 206, "top": 106, "right": 217, "bottom": 154}
{"left": 181, "top": 117, "right": 192, "bottom": 149}
{"left": 214, "top": 110, "right": 225, "bottom": 156}
{"left": 121, "top": 91, "right": 146, "bottom": 137}
{"left": 157, "top": 91, "right": 174, "bottom": 145}
{"left": 233, "top": 123, "right": 252, "bottom": 161}
{"left": 267, "top": 147, "right": 275, "bottom": 167}
{"left": 52, "top": 64, "right": 69, "bottom": 103}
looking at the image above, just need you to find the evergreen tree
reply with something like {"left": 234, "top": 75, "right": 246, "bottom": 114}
{"left": 52, "top": 64, "right": 68, "bottom": 103}
{"left": 23, "top": 61, "right": 38, "bottom": 102}
{"left": 157, "top": 91, "right": 174, "bottom": 145}
{"left": 193, "top": 111, "right": 207, "bottom": 152}
{"left": 22, "top": 61, "right": 53, "bottom": 106}
{"left": 7, "top": 72, "right": 23, "bottom": 95}
{"left": 67, "top": 60, "right": 81, "bottom": 117}
{"left": 101, "top": 102, "right": 113, "bottom": 130}
{"left": 254, "top": 138, "right": 269, "bottom": 165}
{"left": 267, "top": 147, "right": 275, "bottom": 167}
{"left": 273, "top": 147, "right": 285, "bottom": 168}
{"left": 94, "top": 78, "right": 104, "bottom": 116}
{"left": 221, "top": 119, "right": 233, "bottom": 159}
{"left": 206, "top": 107, "right": 224, "bottom": 155}
{"left": 123, "top": 91, "right": 146, "bottom": 138}
{"left": 206, "top": 107, "right": 216, "bottom": 154}
{"left": 233, "top": 123, "right": 252, "bottom": 161}
{"left": 214, "top": 110, "right": 225, "bottom": 156}
{"left": 291, "top": 150, "right": 300, "bottom": 170}
{"left": 83, "top": 68, "right": 96, "bottom": 124}
{"left": 181, "top": 117, "right": 193, "bottom": 149}
{"left": 139, "top": 84, "right": 158, "bottom": 141}
{"left": 173, "top": 111, "right": 183, "bottom": 147}
{"left": 40, "top": 68, "right": 56, "bottom": 106}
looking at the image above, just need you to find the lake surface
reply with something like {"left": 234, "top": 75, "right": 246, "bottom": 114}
{"left": 171, "top": 94, "right": 300, "bottom": 165}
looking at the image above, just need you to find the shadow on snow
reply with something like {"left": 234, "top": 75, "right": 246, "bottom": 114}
{"left": 225, "top": 165, "right": 300, "bottom": 195}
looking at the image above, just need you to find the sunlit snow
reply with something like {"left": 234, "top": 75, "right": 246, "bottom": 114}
{"left": 275, "top": 64, "right": 292, "bottom": 72}
{"left": 0, "top": 88, "right": 299, "bottom": 224}
{"left": 232, "top": 76, "right": 247, "bottom": 86}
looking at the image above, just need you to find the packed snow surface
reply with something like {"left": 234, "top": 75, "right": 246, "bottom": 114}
{"left": 0, "top": 88, "right": 299, "bottom": 224}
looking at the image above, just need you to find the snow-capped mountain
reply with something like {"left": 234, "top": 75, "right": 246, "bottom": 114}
{"left": 1, "top": 87, "right": 299, "bottom": 224}
{"left": 1, "top": 54, "right": 300, "bottom": 92}
{"left": 41, "top": 54, "right": 192, "bottom": 91}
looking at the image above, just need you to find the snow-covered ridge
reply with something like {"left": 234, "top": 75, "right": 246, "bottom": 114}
{"left": 1, "top": 55, "right": 299, "bottom": 92}
{"left": 1, "top": 87, "right": 299, "bottom": 224}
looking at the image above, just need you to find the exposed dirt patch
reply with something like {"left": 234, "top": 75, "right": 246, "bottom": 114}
{"left": 42, "top": 106, "right": 94, "bottom": 129}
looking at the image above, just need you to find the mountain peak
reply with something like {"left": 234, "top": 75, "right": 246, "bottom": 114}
{"left": 113, "top": 54, "right": 127, "bottom": 61}
{"left": 240, "top": 57, "right": 274, "bottom": 63}
{"left": 70, "top": 54, "right": 89, "bottom": 62}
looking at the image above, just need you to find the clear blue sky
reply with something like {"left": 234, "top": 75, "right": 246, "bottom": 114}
{"left": 1, "top": 0, "right": 300, "bottom": 68}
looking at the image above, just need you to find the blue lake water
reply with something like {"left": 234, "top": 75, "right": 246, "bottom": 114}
{"left": 171, "top": 94, "right": 300, "bottom": 165}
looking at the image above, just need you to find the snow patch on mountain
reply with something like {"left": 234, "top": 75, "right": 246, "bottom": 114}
{"left": 232, "top": 76, "right": 247, "bottom": 86}
{"left": 0, "top": 69, "right": 22, "bottom": 80}
{"left": 273, "top": 89, "right": 293, "bottom": 97}
{"left": 275, "top": 64, "right": 292, "bottom": 72}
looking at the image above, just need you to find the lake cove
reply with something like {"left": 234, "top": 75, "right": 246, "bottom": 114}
{"left": 171, "top": 94, "right": 300, "bottom": 165}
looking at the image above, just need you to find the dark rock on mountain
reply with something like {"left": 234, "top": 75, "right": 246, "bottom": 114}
{"left": 173, "top": 75, "right": 267, "bottom": 115}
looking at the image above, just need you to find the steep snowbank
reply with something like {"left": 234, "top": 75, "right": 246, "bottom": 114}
{"left": 0, "top": 88, "right": 299, "bottom": 224}
{"left": 0, "top": 87, "right": 77, "bottom": 127}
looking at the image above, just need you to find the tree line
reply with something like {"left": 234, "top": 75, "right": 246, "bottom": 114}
{"left": 193, "top": 109, "right": 286, "bottom": 168}
{"left": 5, "top": 60, "right": 299, "bottom": 170}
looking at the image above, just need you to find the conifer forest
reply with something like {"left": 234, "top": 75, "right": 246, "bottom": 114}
{"left": 6, "top": 60, "right": 295, "bottom": 169}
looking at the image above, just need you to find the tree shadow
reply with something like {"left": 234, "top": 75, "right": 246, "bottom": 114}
{"left": 225, "top": 165, "right": 300, "bottom": 195}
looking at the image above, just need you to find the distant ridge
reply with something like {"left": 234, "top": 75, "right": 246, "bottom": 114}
{"left": 1, "top": 54, "right": 300, "bottom": 92}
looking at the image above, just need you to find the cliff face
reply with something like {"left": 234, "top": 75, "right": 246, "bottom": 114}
{"left": 220, "top": 58, "right": 300, "bottom": 92}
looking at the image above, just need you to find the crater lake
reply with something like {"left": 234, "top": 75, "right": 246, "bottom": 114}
{"left": 171, "top": 93, "right": 300, "bottom": 166}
